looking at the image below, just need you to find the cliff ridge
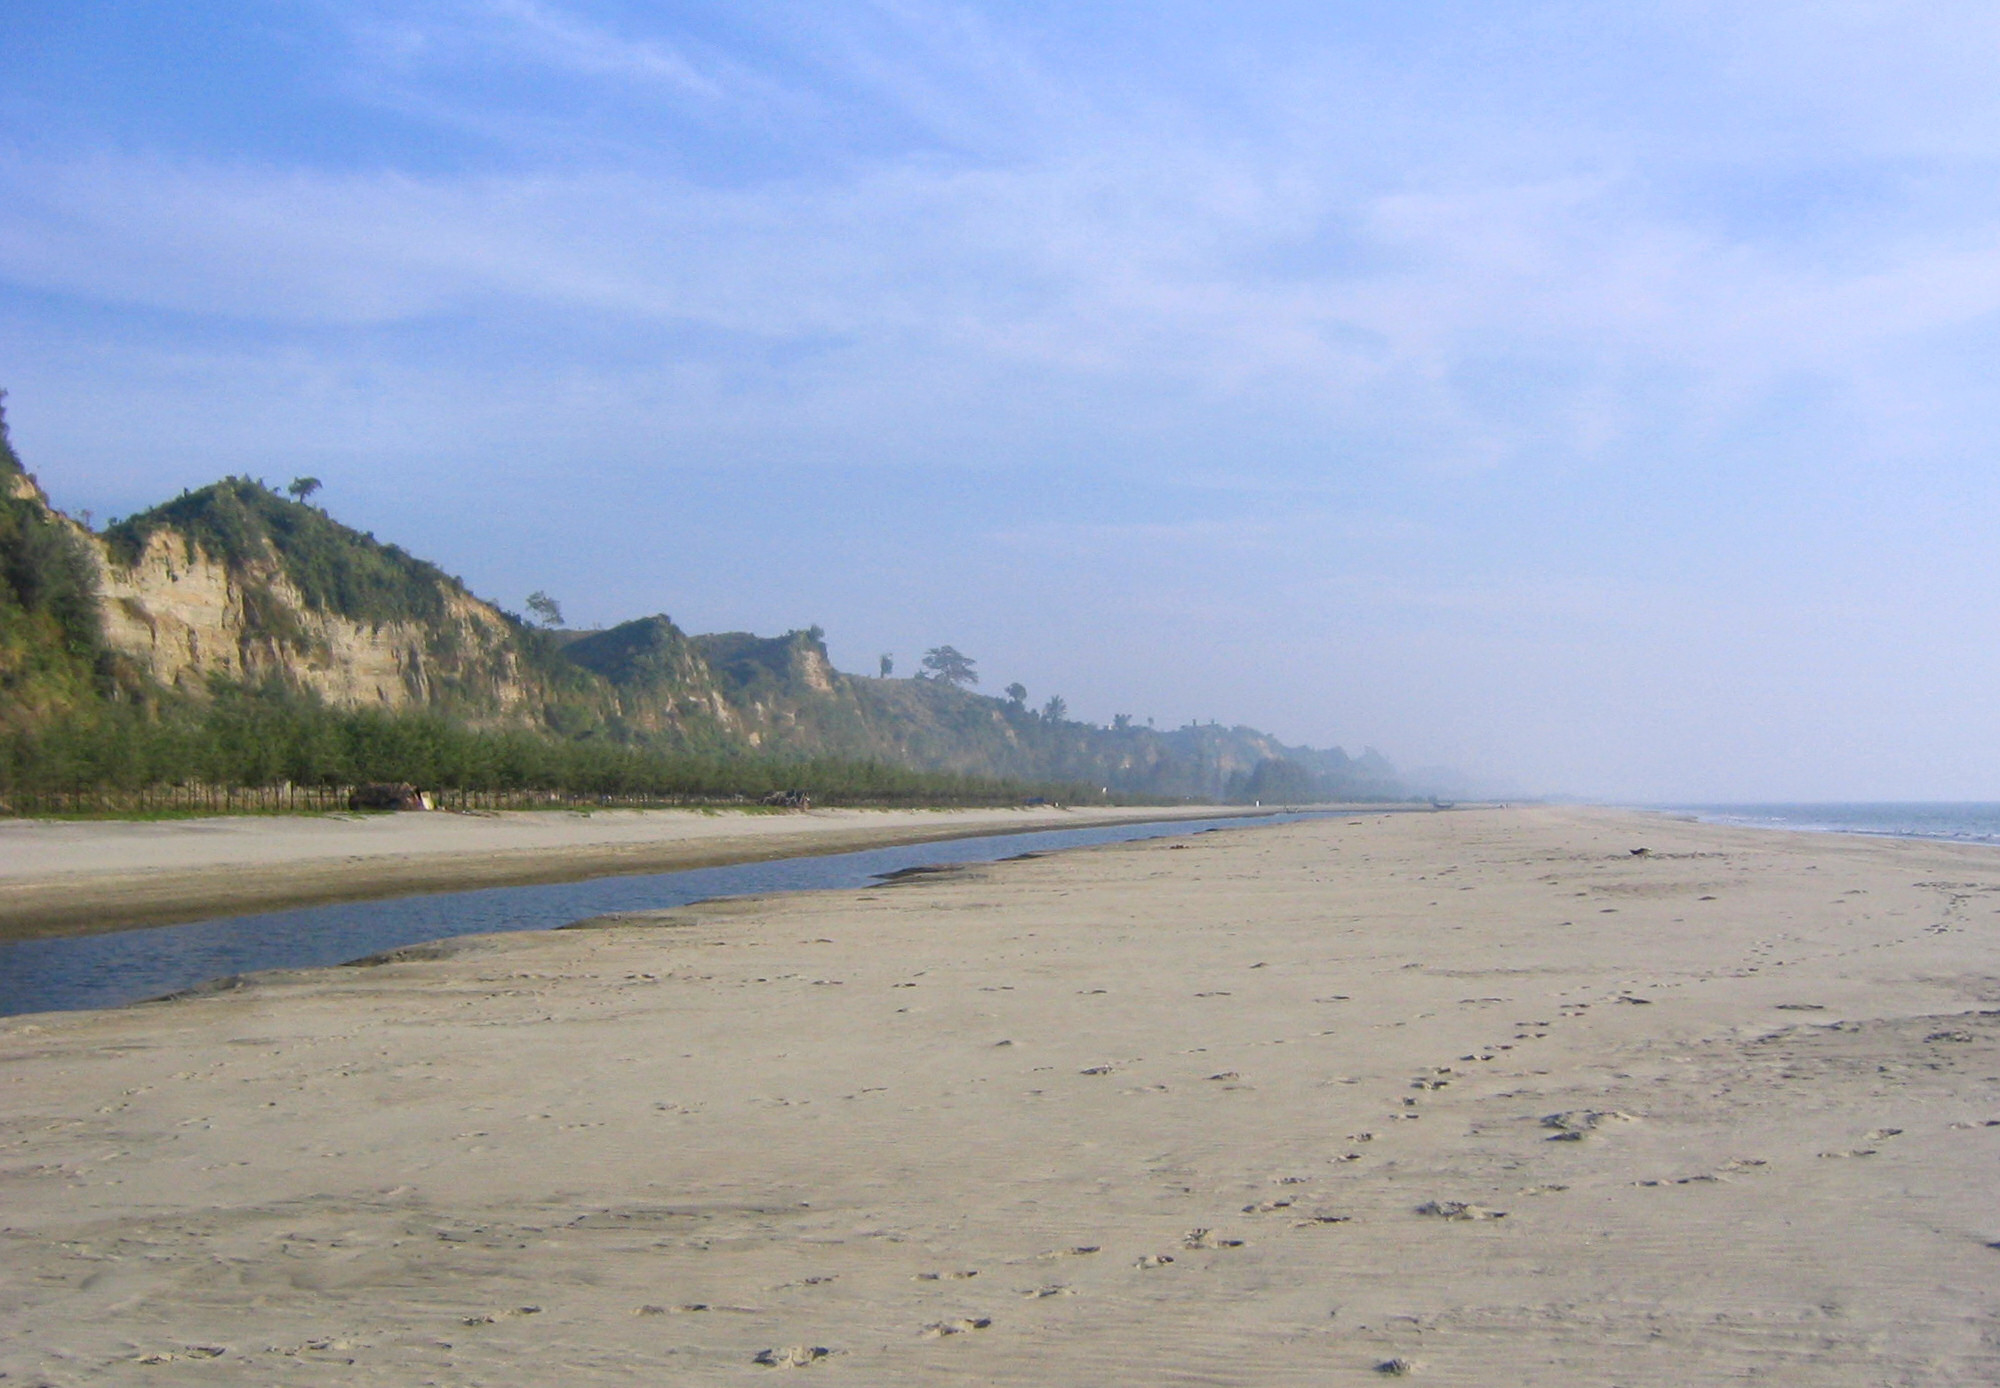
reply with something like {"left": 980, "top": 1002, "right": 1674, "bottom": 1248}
{"left": 0, "top": 402, "right": 1409, "bottom": 801}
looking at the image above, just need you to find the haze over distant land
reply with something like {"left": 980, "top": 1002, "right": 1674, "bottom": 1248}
{"left": 6, "top": 5, "right": 1998, "bottom": 802}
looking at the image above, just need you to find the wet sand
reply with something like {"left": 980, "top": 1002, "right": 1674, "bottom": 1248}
{"left": 3, "top": 805, "right": 1998, "bottom": 1385}
{"left": 0, "top": 803, "right": 1276, "bottom": 940}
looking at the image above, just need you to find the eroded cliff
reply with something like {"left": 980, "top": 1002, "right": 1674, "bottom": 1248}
{"left": 0, "top": 437, "right": 1405, "bottom": 799}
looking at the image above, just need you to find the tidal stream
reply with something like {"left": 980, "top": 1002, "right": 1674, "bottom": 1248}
{"left": 1, "top": 811, "right": 1362, "bottom": 1017}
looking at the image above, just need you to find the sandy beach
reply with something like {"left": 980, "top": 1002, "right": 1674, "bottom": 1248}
{"left": 0, "top": 803, "right": 1273, "bottom": 940}
{"left": 4, "top": 805, "right": 1998, "bottom": 1385}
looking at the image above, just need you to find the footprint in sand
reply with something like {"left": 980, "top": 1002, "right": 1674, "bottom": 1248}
{"left": 1182, "top": 1228, "right": 1246, "bottom": 1248}
{"left": 1414, "top": 1201, "right": 1506, "bottom": 1221}
{"left": 921, "top": 1317, "right": 993, "bottom": 1338}
{"left": 462, "top": 1306, "right": 542, "bottom": 1325}
{"left": 1540, "top": 1110, "right": 1638, "bottom": 1141}
{"left": 135, "top": 1347, "right": 226, "bottom": 1365}
{"left": 1135, "top": 1254, "right": 1176, "bottom": 1268}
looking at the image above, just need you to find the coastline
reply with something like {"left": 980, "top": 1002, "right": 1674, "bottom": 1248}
{"left": 1657, "top": 800, "right": 2000, "bottom": 847}
{"left": 0, "top": 803, "right": 1393, "bottom": 941}
{"left": 5, "top": 805, "right": 1998, "bottom": 1384}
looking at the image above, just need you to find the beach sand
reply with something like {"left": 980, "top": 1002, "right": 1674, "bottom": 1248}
{"left": 3, "top": 805, "right": 1998, "bottom": 1384}
{"left": 0, "top": 803, "right": 1265, "bottom": 940}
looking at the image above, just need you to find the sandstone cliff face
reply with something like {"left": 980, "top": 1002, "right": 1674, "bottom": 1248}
{"left": 558, "top": 616, "right": 740, "bottom": 740}
{"left": 90, "top": 528, "right": 541, "bottom": 717}
{"left": 0, "top": 456, "right": 1404, "bottom": 796}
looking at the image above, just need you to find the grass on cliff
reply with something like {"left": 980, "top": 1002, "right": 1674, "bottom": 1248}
{"left": 0, "top": 394, "right": 107, "bottom": 723}
{"left": 103, "top": 478, "right": 455, "bottom": 627}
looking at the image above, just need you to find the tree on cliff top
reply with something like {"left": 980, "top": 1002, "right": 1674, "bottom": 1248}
{"left": 526, "top": 591, "right": 564, "bottom": 628}
{"left": 920, "top": 645, "right": 977, "bottom": 687}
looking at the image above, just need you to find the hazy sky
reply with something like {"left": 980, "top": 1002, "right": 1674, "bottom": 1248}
{"left": 5, "top": 3, "right": 2000, "bottom": 801}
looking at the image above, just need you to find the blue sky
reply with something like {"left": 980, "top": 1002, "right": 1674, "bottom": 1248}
{"left": 6, "top": 2, "right": 2000, "bottom": 799}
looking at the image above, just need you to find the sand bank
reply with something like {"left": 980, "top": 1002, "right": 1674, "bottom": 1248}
{"left": 0, "top": 803, "right": 1288, "bottom": 940}
{"left": 4, "top": 806, "right": 1999, "bottom": 1384}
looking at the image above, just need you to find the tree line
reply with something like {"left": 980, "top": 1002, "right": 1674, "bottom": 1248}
{"left": 0, "top": 683, "right": 1112, "bottom": 815}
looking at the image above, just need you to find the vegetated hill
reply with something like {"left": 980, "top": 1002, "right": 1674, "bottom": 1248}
{"left": 92, "top": 476, "right": 621, "bottom": 730}
{"left": 578, "top": 614, "right": 1407, "bottom": 800}
{"left": 0, "top": 402, "right": 1413, "bottom": 801}
{"left": 0, "top": 399, "right": 108, "bottom": 728}
{"left": 557, "top": 616, "right": 738, "bottom": 746}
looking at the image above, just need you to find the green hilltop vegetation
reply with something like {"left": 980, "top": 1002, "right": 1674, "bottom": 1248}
{"left": 103, "top": 477, "right": 454, "bottom": 627}
{"left": 0, "top": 411, "right": 108, "bottom": 726}
{"left": 0, "top": 392, "right": 1412, "bottom": 813}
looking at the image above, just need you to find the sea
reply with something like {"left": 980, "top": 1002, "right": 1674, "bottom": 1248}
{"left": 1662, "top": 802, "right": 2000, "bottom": 847}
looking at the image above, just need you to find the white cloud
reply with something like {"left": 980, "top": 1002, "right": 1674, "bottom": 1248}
{"left": 12, "top": 1, "right": 2000, "bottom": 794}
{"left": 6, "top": 102, "right": 1995, "bottom": 489}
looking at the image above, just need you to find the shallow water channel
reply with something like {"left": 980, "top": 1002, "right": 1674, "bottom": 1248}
{"left": 0, "top": 812, "right": 1347, "bottom": 1018}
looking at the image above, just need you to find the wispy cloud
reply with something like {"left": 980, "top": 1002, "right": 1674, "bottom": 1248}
{"left": 8, "top": 122, "right": 1990, "bottom": 465}
{"left": 9, "top": 1, "right": 2000, "bottom": 794}
{"left": 478, "top": 0, "right": 729, "bottom": 95}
